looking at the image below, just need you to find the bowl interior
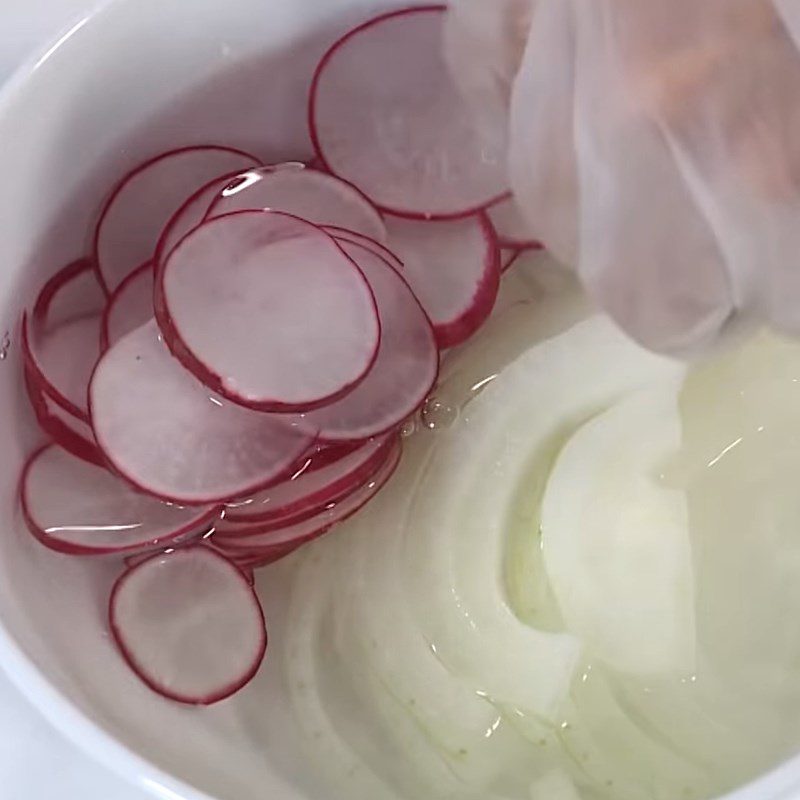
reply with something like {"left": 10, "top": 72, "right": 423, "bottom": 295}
{"left": 0, "top": 0, "right": 402, "bottom": 798}
{"left": 6, "top": 3, "right": 800, "bottom": 800}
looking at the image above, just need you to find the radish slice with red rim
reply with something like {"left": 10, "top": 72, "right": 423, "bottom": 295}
{"left": 101, "top": 262, "right": 154, "bottom": 350}
{"left": 322, "top": 226, "right": 404, "bottom": 273}
{"left": 156, "top": 210, "right": 381, "bottom": 411}
{"left": 206, "top": 166, "right": 386, "bottom": 243}
{"left": 384, "top": 213, "right": 500, "bottom": 348}
{"left": 109, "top": 546, "right": 266, "bottom": 704}
{"left": 300, "top": 238, "right": 438, "bottom": 441}
{"left": 223, "top": 434, "right": 393, "bottom": 525}
{"left": 487, "top": 196, "right": 542, "bottom": 251}
{"left": 89, "top": 320, "right": 313, "bottom": 504}
{"left": 23, "top": 313, "right": 101, "bottom": 421}
{"left": 94, "top": 145, "right": 260, "bottom": 294}
{"left": 229, "top": 540, "right": 305, "bottom": 570}
{"left": 33, "top": 258, "right": 106, "bottom": 330}
{"left": 153, "top": 170, "right": 254, "bottom": 272}
{"left": 24, "top": 366, "right": 104, "bottom": 467}
{"left": 20, "top": 445, "right": 218, "bottom": 556}
{"left": 309, "top": 6, "right": 509, "bottom": 219}
{"left": 216, "top": 439, "right": 401, "bottom": 551}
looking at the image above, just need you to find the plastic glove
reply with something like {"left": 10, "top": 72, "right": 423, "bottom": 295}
{"left": 446, "top": 0, "right": 800, "bottom": 356}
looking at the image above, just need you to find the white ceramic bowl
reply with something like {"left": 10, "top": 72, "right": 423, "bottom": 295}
{"left": 0, "top": 2, "right": 800, "bottom": 800}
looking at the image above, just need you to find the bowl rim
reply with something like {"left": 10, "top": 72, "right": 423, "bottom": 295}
{"left": 3, "top": 4, "right": 800, "bottom": 800}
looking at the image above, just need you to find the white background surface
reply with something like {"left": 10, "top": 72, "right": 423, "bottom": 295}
{"left": 0, "top": 1, "right": 150, "bottom": 798}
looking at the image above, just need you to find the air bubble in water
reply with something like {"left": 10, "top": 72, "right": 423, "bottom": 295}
{"left": 400, "top": 416, "right": 419, "bottom": 438}
{"left": 421, "top": 396, "right": 459, "bottom": 431}
{"left": 0, "top": 331, "right": 11, "bottom": 361}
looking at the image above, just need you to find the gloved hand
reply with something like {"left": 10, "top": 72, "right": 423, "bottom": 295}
{"left": 446, "top": 0, "right": 800, "bottom": 356}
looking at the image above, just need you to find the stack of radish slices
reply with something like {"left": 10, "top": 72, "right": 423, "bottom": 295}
{"left": 17, "top": 5, "right": 541, "bottom": 705}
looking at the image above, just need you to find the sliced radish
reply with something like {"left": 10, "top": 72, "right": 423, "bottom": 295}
{"left": 109, "top": 546, "right": 266, "bottom": 704}
{"left": 94, "top": 145, "right": 259, "bottom": 293}
{"left": 309, "top": 6, "right": 509, "bottom": 218}
{"left": 322, "top": 226, "right": 404, "bottom": 273}
{"left": 296, "top": 441, "right": 362, "bottom": 473}
{"left": 32, "top": 258, "right": 106, "bottom": 330}
{"left": 123, "top": 551, "right": 156, "bottom": 570}
{"left": 216, "top": 439, "right": 401, "bottom": 552}
{"left": 384, "top": 213, "right": 500, "bottom": 348}
{"left": 228, "top": 540, "right": 306, "bottom": 570}
{"left": 206, "top": 166, "right": 386, "bottom": 243}
{"left": 156, "top": 211, "right": 381, "bottom": 411}
{"left": 300, "top": 238, "right": 438, "bottom": 441}
{"left": 101, "top": 262, "right": 154, "bottom": 350}
{"left": 154, "top": 170, "right": 252, "bottom": 270}
{"left": 20, "top": 445, "right": 218, "bottom": 556}
{"left": 23, "top": 312, "right": 101, "bottom": 421}
{"left": 486, "top": 196, "right": 542, "bottom": 250}
{"left": 225, "top": 435, "right": 393, "bottom": 524}
{"left": 89, "top": 320, "right": 313, "bottom": 504}
{"left": 24, "top": 366, "right": 104, "bottom": 467}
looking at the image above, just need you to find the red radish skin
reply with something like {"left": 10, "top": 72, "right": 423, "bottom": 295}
{"left": 224, "top": 434, "right": 394, "bottom": 524}
{"left": 32, "top": 258, "right": 105, "bottom": 329}
{"left": 229, "top": 541, "right": 305, "bottom": 571}
{"left": 89, "top": 320, "right": 313, "bottom": 505}
{"left": 20, "top": 445, "right": 219, "bottom": 556}
{"left": 155, "top": 210, "right": 381, "bottom": 412}
{"left": 22, "top": 313, "right": 101, "bottom": 422}
{"left": 153, "top": 170, "right": 255, "bottom": 275}
{"left": 501, "top": 248, "right": 523, "bottom": 273}
{"left": 205, "top": 165, "right": 387, "bottom": 243}
{"left": 309, "top": 6, "right": 509, "bottom": 220}
{"left": 487, "top": 196, "right": 543, "bottom": 251}
{"left": 24, "top": 366, "right": 104, "bottom": 467}
{"left": 300, "top": 238, "right": 439, "bottom": 441}
{"left": 94, "top": 145, "right": 260, "bottom": 294}
{"left": 215, "top": 452, "right": 388, "bottom": 535}
{"left": 292, "top": 441, "right": 363, "bottom": 474}
{"left": 384, "top": 212, "right": 501, "bottom": 348}
{"left": 216, "top": 439, "right": 401, "bottom": 552}
{"left": 322, "top": 226, "right": 404, "bottom": 273}
{"left": 101, "top": 261, "right": 154, "bottom": 351}
{"left": 108, "top": 547, "right": 266, "bottom": 704}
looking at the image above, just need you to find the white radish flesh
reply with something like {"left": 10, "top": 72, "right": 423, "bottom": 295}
{"left": 207, "top": 166, "right": 387, "bottom": 243}
{"left": 89, "top": 320, "right": 312, "bottom": 504}
{"left": 541, "top": 382, "right": 697, "bottom": 677}
{"left": 309, "top": 6, "right": 509, "bottom": 218}
{"left": 301, "top": 238, "right": 438, "bottom": 441}
{"left": 157, "top": 211, "right": 380, "bottom": 411}
{"left": 225, "top": 435, "right": 393, "bottom": 524}
{"left": 21, "top": 445, "right": 217, "bottom": 555}
{"left": 109, "top": 546, "right": 266, "bottom": 704}
{"left": 101, "top": 262, "right": 154, "bottom": 350}
{"left": 94, "top": 146, "right": 259, "bottom": 293}
{"left": 384, "top": 213, "right": 500, "bottom": 348}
